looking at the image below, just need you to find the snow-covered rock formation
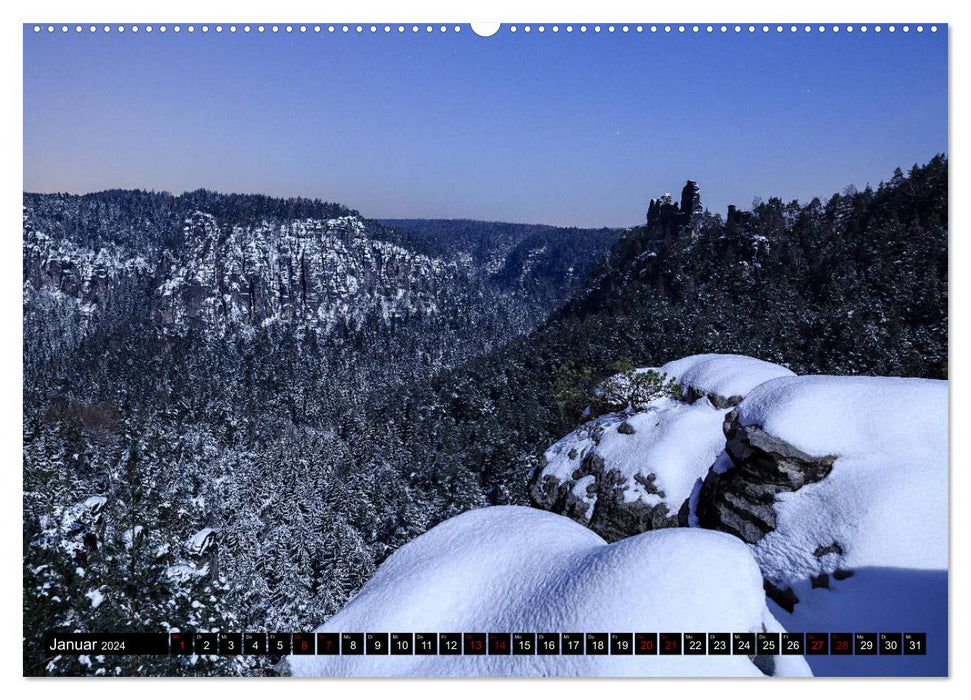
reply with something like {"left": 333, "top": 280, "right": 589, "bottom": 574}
{"left": 22, "top": 200, "right": 457, "bottom": 342}
{"left": 532, "top": 354, "right": 947, "bottom": 675}
{"left": 153, "top": 213, "right": 456, "bottom": 333}
{"left": 285, "top": 506, "right": 811, "bottom": 677}
{"left": 530, "top": 354, "right": 794, "bottom": 539}
{"left": 695, "top": 375, "right": 948, "bottom": 675}
{"left": 656, "top": 353, "right": 797, "bottom": 408}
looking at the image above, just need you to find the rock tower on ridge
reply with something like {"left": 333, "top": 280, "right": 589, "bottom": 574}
{"left": 647, "top": 179, "right": 703, "bottom": 236}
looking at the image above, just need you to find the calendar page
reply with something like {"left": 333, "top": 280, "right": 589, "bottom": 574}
{"left": 21, "top": 11, "right": 948, "bottom": 679}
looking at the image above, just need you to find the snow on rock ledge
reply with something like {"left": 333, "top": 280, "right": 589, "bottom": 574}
{"left": 285, "top": 506, "right": 810, "bottom": 677}
{"left": 694, "top": 375, "right": 948, "bottom": 675}
{"left": 658, "top": 354, "right": 795, "bottom": 408}
{"left": 697, "top": 375, "right": 947, "bottom": 572}
{"left": 734, "top": 375, "right": 946, "bottom": 462}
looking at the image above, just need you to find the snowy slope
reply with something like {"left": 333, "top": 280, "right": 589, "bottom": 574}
{"left": 734, "top": 376, "right": 948, "bottom": 675}
{"left": 286, "top": 506, "right": 811, "bottom": 677}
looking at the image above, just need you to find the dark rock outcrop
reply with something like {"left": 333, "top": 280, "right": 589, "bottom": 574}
{"left": 681, "top": 384, "right": 744, "bottom": 409}
{"left": 587, "top": 470, "right": 677, "bottom": 542}
{"left": 646, "top": 180, "right": 702, "bottom": 237}
{"left": 726, "top": 204, "right": 752, "bottom": 226}
{"left": 810, "top": 573, "right": 830, "bottom": 589}
{"left": 695, "top": 410, "right": 836, "bottom": 544}
{"left": 763, "top": 580, "right": 799, "bottom": 613}
{"left": 813, "top": 543, "right": 843, "bottom": 558}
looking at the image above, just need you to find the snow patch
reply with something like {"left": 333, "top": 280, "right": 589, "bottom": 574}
{"left": 85, "top": 588, "right": 104, "bottom": 609}
{"left": 188, "top": 527, "right": 215, "bottom": 555}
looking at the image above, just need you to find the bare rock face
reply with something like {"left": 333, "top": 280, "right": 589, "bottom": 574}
{"left": 529, "top": 452, "right": 679, "bottom": 543}
{"left": 588, "top": 474, "right": 677, "bottom": 541}
{"left": 694, "top": 410, "right": 838, "bottom": 611}
{"left": 529, "top": 453, "right": 605, "bottom": 525}
{"left": 695, "top": 410, "right": 836, "bottom": 545}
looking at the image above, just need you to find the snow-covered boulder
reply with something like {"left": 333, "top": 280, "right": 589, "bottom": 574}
{"left": 285, "top": 506, "right": 810, "bottom": 677}
{"left": 694, "top": 375, "right": 948, "bottom": 675}
{"left": 531, "top": 354, "right": 793, "bottom": 540}
{"left": 532, "top": 399, "right": 727, "bottom": 539}
{"left": 697, "top": 375, "right": 947, "bottom": 569}
{"left": 657, "top": 354, "right": 796, "bottom": 408}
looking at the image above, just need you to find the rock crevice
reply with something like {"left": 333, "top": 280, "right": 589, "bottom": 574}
{"left": 695, "top": 410, "right": 836, "bottom": 544}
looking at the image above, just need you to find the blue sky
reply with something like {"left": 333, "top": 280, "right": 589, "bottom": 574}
{"left": 23, "top": 25, "right": 947, "bottom": 227}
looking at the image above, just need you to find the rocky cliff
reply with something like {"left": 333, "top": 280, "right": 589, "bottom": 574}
{"left": 24, "top": 192, "right": 621, "bottom": 353}
{"left": 23, "top": 203, "right": 460, "bottom": 339}
{"left": 646, "top": 179, "right": 703, "bottom": 237}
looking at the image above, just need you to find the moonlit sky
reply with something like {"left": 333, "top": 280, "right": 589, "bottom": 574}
{"left": 23, "top": 25, "right": 947, "bottom": 227}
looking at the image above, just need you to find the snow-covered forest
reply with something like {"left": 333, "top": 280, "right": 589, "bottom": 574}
{"left": 23, "top": 156, "right": 947, "bottom": 676}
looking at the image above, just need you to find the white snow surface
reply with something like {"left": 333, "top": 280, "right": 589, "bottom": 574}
{"left": 83, "top": 496, "right": 107, "bottom": 512}
{"left": 736, "top": 374, "right": 947, "bottom": 460}
{"left": 734, "top": 375, "right": 948, "bottom": 676}
{"left": 542, "top": 398, "right": 727, "bottom": 517}
{"left": 737, "top": 375, "right": 948, "bottom": 577}
{"left": 287, "top": 506, "right": 810, "bottom": 677}
{"left": 655, "top": 353, "right": 795, "bottom": 401}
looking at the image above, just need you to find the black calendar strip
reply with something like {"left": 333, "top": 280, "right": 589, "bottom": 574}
{"left": 43, "top": 632, "right": 927, "bottom": 656}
